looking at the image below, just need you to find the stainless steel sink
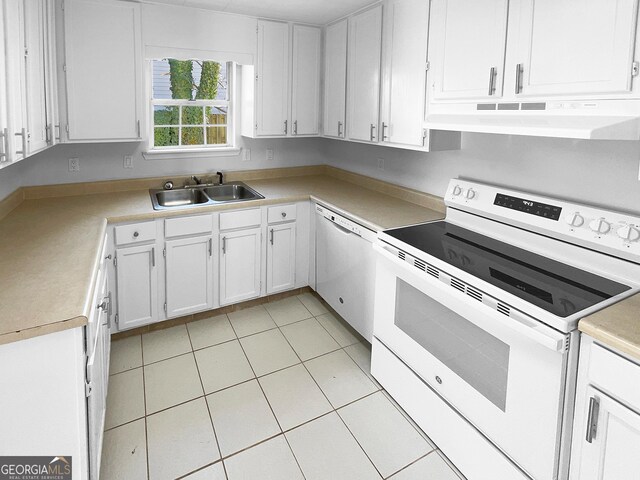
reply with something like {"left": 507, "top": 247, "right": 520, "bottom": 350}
{"left": 150, "top": 182, "right": 264, "bottom": 210}
{"left": 201, "top": 184, "right": 263, "bottom": 202}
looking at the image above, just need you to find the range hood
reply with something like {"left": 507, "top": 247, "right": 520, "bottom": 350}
{"left": 425, "top": 113, "right": 640, "bottom": 140}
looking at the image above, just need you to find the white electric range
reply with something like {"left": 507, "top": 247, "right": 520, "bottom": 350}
{"left": 371, "top": 179, "right": 640, "bottom": 480}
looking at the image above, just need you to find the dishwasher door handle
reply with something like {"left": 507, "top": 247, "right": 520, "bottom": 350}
{"left": 324, "top": 216, "right": 354, "bottom": 236}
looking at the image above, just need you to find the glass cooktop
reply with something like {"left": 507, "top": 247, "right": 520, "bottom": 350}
{"left": 384, "top": 221, "right": 630, "bottom": 318}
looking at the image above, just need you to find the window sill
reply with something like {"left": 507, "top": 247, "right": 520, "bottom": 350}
{"left": 143, "top": 147, "right": 241, "bottom": 160}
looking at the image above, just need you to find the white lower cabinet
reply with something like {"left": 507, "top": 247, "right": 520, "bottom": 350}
{"left": 571, "top": 336, "right": 640, "bottom": 479}
{"left": 267, "top": 222, "right": 297, "bottom": 294}
{"left": 165, "top": 235, "right": 214, "bottom": 318}
{"left": 115, "top": 243, "right": 158, "bottom": 330}
{"left": 219, "top": 227, "right": 262, "bottom": 305}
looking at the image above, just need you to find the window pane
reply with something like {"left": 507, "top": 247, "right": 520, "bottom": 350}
{"left": 154, "top": 127, "right": 179, "bottom": 147}
{"left": 154, "top": 106, "right": 179, "bottom": 125}
{"left": 182, "top": 106, "right": 203, "bottom": 125}
{"left": 153, "top": 59, "right": 229, "bottom": 101}
{"left": 206, "top": 127, "right": 227, "bottom": 145}
{"left": 205, "top": 106, "right": 227, "bottom": 125}
{"left": 182, "top": 127, "right": 204, "bottom": 145}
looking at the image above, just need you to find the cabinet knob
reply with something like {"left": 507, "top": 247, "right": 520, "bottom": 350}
{"left": 281, "top": 212, "right": 287, "bottom": 218}
{"left": 133, "top": 231, "right": 139, "bottom": 238}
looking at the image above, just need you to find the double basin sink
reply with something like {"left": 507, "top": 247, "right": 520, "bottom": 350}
{"left": 150, "top": 182, "right": 264, "bottom": 210}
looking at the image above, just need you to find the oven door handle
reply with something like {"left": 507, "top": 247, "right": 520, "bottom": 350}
{"left": 374, "top": 243, "right": 567, "bottom": 353}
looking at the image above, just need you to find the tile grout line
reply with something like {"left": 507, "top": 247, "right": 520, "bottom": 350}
{"left": 139, "top": 335, "right": 151, "bottom": 480}
{"left": 185, "top": 322, "right": 227, "bottom": 479}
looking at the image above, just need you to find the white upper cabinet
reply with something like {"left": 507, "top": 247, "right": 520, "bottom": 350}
{"left": 429, "top": 0, "right": 509, "bottom": 102}
{"left": 245, "top": 20, "right": 321, "bottom": 138}
{"left": 510, "top": 0, "right": 639, "bottom": 98}
{"left": 63, "top": 0, "right": 143, "bottom": 141}
{"left": 256, "top": 20, "right": 290, "bottom": 136}
{"left": 0, "top": 3, "right": 9, "bottom": 165}
{"left": 380, "top": 0, "right": 430, "bottom": 147}
{"left": 347, "top": 4, "right": 383, "bottom": 143}
{"left": 23, "top": 0, "right": 49, "bottom": 154}
{"left": 291, "top": 25, "right": 321, "bottom": 136}
{"left": 323, "top": 19, "right": 348, "bottom": 139}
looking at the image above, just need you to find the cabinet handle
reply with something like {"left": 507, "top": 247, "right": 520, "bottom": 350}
{"left": 45, "top": 124, "right": 51, "bottom": 145}
{"left": 15, "top": 128, "right": 27, "bottom": 156}
{"left": 222, "top": 236, "right": 226, "bottom": 254}
{"left": 337, "top": 121, "right": 343, "bottom": 137}
{"left": 54, "top": 124, "right": 61, "bottom": 141}
{"left": 515, "top": 63, "right": 523, "bottom": 95}
{"left": 585, "top": 396, "right": 600, "bottom": 443}
{"left": 137, "top": 120, "right": 141, "bottom": 138}
{"left": 208, "top": 238, "right": 212, "bottom": 257}
{"left": 0, "top": 128, "right": 6, "bottom": 161}
{"left": 293, "top": 120, "right": 298, "bottom": 135}
{"left": 284, "top": 120, "right": 288, "bottom": 135}
{"left": 151, "top": 247, "right": 156, "bottom": 267}
{"left": 382, "top": 122, "right": 388, "bottom": 141}
{"left": 270, "top": 228, "right": 274, "bottom": 245}
{"left": 488, "top": 67, "right": 497, "bottom": 96}
{"left": 370, "top": 123, "right": 376, "bottom": 142}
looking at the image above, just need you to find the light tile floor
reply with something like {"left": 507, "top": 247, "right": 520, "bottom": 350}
{"left": 102, "top": 292, "right": 465, "bottom": 480}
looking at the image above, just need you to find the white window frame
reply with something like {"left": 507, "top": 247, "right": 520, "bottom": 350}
{"left": 144, "top": 61, "right": 240, "bottom": 159}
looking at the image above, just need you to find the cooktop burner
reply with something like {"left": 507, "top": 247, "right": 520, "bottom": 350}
{"left": 384, "top": 221, "right": 630, "bottom": 317}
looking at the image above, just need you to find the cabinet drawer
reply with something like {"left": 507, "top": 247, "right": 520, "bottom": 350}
{"left": 114, "top": 222, "right": 156, "bottom": 246}
{"left": 165, "top": 214, "right": 213, "bottom": 238}
{"left": 589, "top": 343, "right": 640, "bottom": 411}
{"left": 268, "top": 204, "right": 297, "bottom": 224}
{"left": 219, "top": 208, "right": 261, "bottom": 231}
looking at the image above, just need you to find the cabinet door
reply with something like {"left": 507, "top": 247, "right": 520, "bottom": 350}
{"left": 220, "top": 228, "right": 261, "bottom": 305}
{"left": 291, "top": 25, "right": 321, "bottom": 136}
{"left": 380, "top": 0, "right": 429, "bottom": 147}
{"left": 115, "top": 244, "right": 158, "bottom": 330}
{"left": 576, "top": 386, "right": 640, "bottom": 480}
{"left": 347, "top": 5, "right": 383, "bottom": 143}
{"left": 512, "top": 0, "right": 639, "bottom": 98}
{"left": 0, "top": 3, "right": 8, "bottom": 164}
{"left": 323, "top": 19, "right": 348, "bottom": 138}
{"left": 165, "top": 236, "right": 214, "bottom": 318}
{"left": 267, "top": 223, "right": 296, "bottom": 294}
{"left": 256, "top": 20, "right": 290, "bottom": 136}
{"left": 4, "top": 0, "right": 27, "bottom": 161}
{"left": 429, "top": 0, "right": 509, "bottom": 101}
{"left": 23, "top": 0, "right": 48, "bottom": 155}
{"left": 64, "top": 0, "right": 142, "bottom": 141}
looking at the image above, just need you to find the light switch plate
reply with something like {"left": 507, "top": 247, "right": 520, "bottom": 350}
{"left": 377, "top": 158, "right": 385, "bottom": 170}
{"left": 266, "top": 148, "right": 274, "bottom": 161}
{"left": 123, "top": 155, "right": 133, "bottom": 169}
{"left": 243, "top": 148, "right": 251, "bottom": 162}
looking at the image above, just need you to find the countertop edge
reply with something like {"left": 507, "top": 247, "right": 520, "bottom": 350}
{"left": 0, "top": 315, "right": 88, "bottom": 346}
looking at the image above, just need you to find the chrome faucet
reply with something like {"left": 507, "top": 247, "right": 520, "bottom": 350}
{"left": 191, "top": 175, "right": 203, "bottom": 185}
{"left": 216, "top": 171, "right": 224, "bottom": 185}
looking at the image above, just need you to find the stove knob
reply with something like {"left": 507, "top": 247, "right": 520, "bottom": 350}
{"left": 452, "top": 185, "right": 463, "bottom": 196}
{"left": 465, "top": 188, "right": 476, "bottom": 200}
{"left": 565, "top": 212, "right": 584, "bottom": 228}
{"left": 589, "top": 218, "right": 611, "bottom": 234}
{"left": 617, "top": 224, "right": 640, "bottom": 242}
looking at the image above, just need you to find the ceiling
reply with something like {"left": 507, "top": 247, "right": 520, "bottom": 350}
{"left": 141, "top": 0, "right": 376, "bottom": 25}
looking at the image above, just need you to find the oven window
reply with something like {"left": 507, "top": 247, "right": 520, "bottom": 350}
{"left": 395, "top": 279, "right": 510, "bottom": 411}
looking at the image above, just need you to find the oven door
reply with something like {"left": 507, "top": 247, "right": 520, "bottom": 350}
{"left": 373, "top": 243, "right": 570, "bottom": 480}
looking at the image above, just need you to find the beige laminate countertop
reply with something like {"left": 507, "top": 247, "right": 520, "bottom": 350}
{"left": 0, "top": 174, "right": 445, "bottom": 345}
{"left": 580, "top": 294, "right": 640, "bottom": 361}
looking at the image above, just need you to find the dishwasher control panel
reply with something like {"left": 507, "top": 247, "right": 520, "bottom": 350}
{"left": 315, "top": 204, "right": 377, "bottom": 242}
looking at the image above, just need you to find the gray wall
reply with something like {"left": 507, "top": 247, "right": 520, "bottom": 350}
{"left": 321, "top": 134, "right": 640, "bottom": 214}
{"left": 8, "top": 136, "right": 324, "bottom": 190}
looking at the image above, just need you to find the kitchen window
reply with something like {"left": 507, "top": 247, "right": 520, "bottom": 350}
{"left": 149, "top": 59, "right": 234, "bottom": 154}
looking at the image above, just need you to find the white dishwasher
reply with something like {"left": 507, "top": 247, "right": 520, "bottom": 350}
{"left": 315, "top": 204, "right": 377, "bottom": 341}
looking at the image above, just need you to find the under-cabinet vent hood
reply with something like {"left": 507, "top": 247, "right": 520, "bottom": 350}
{"left": 425, "top": 114, "right": 640, "bottom": 140}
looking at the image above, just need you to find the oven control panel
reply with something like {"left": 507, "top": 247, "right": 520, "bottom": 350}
{"left": 445, "top": 179, "right": 640, "bottom": 263}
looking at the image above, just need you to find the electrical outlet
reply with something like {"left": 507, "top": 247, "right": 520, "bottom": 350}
{"left": 68, "top": 157, "right": 80, "bottom": 172}
{"left": 123, "top": 155, "right": 133, "bottom": 169}
{"left": 377, "top": 158, "right": 385, "bottom": 170}
{"left": 243, "top": 148, "right": 251, "bottom": 162}
{"left": 266, "top": 148, "right": 274, "bottom": 161}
